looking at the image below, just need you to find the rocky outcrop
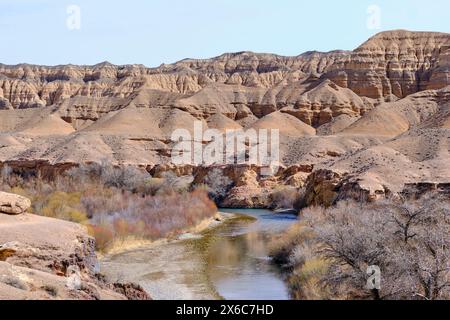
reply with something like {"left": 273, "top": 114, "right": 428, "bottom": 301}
{"left": 0, "top": 31, "right": 447, "bottom": 119}
{"left": 0, "top": 161, "right": 79, "bottom": 180}
{"left": 0, "top": 212, "right": 150, "bottom": 300}
{"left": 325, "top": 30, "right": 450, "bottom": 99}
{"left": 302, "top": 169, "right": 390, "bottom": 207}
{"left": 109, "top": 282, "right": 150, "bottom": 300}
{"left": 190, "top": 164, "right": 311, "bottom": 208}
{"left": 0, "top": 192, "right": 31, "bottom": 215}
{"left": 280, "top": 80, "right": 374, "bottom": 126}
{"left": 303, "top": 169, "right": 345, "bottom": 207}
{"left": 401, "top": 182, "right": 450, "bottom": 199}
{"left": 0, "top": 30, "right": 449, "bottom": 209}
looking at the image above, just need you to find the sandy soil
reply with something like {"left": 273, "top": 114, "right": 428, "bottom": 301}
{"left": 0, "top": 213, "right": 128, "bottom": 300}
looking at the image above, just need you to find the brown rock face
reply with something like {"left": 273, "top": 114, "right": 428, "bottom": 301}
{"left": 0, "top": 213, "right": 150, "bottom": 300}
{"left": 303, "top": 169, "right": 344, "bottom": 207}
{"left": 0, "top": 30, "right": 449, "bottom": 207}
{"left": 325, "top": 30, "right": 450, "bottom": 98}
{"left": 0, "top": 30, "right": 447, "bottom": 117}
{"left": 0, "top": 192, "right": 31, "bottom": 215}
{"left": 110, "top": 283, "right": 151, "bottom": 300}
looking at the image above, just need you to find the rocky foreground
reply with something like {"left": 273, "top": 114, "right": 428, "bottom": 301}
{"left": 0, "top": 192, "right": 149, "bottom": 300}
{"left": 0, "top": 30, "right": 449, "bottom": 207}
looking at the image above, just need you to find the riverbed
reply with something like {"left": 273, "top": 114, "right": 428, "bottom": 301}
{"left": 100, "top": 209, "right": 298, "bottom": 300}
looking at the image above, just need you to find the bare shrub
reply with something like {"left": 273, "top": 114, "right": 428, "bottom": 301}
{"left": 141, "top": 178, "right": 164, "bottom": 196}
{"left": 41, "top": 285, "right": 59, "bottom": 297}
{"left": 312, "top": 195, "right": 450, "bottom": 299}
{"left": 35, "top": 191, "right": 88, "bottom": 223}
{"left": 2, "top": 162, "right": 217, "bottom": 253}
{"left": 86, "top": 189, "right": 216, "bottom": 251}
{"left": 0, "top": 164, "right": 12, "bottom": 185}
{"left": 270, "top": 186, "right": 301, "bottom": 210}
{"left": 66, "top": 161, "right": 151, "bottom": 192}
{"left": 203, "top": 168, "right": 232, "bottom": 202}
{"left": 268, "top": 214, "right": 331, "bottom": 300}
{"left": 100, "top": 165, "right": 150, "bottom": 191}
{"left": 154, "top": 172, "right": 193, "bottom": 195}
{"left": 87, "top": 224, "right": 114, "bottom": 252}
{"left": 2, "top": 276, "right": 28, "bottom": 291}
{"left": 271, "top": 194, "right": 450, "bottom": 300}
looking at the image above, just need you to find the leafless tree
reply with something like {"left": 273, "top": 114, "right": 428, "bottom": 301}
{"left": 204, "top": 168, "right": 233, "bottom": 202}
{"left": 0, "top": 164, "right": 12, "bottom": 185}
{"left": 302, "top": 195, "right": 450, "bottom": 300}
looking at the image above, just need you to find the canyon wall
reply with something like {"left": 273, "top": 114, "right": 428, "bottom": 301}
{"left": 0, "top": 30, "right": 449, "bottom": 206}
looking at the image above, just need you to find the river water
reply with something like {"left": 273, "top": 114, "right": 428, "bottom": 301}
{"left": 100, "top": 209, "right": 297, "bottom": 300}
{"left": 207, "top": 209, "right": 298, "bottom": 300}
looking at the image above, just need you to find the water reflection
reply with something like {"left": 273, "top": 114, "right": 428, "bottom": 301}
{"left": 101, "top": 208, "right": 298, "bottom": 300}
{"left": 205, "top": 209, "right": 298, "bottom": 300}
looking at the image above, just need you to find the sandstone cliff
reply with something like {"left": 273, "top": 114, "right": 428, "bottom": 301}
{"left": 0, "top": 30, "right": 449, "bottom": 206}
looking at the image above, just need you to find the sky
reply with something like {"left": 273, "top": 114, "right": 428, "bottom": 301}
{"left": 0, "top": 0, "right": 448, "bottom": 67}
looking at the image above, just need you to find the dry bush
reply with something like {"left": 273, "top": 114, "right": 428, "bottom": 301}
{"left": 88, "top": 189, "right": 217, "bottom": 244}
{"left": 0, "top": 164, "right": 12, "bottom": 185}
{"left": 2, "top": 276, "right": 29, "bottom": 291}
{"left": 270, "top": 186, "right": 302, "bottom": 210}
{"left": 66, "top": 161, "right": 151, "bottom": 192}
{"left": 87, "top": 224, "right": 114, "bottom": 252}
{"left": 33, "top": 191, "right": 88, "bottom": 223}
{"left": 41, "top": 285, "right": 59, "bottom": 297}
{"left": 155, "top": 172, "right": 193, "bottom": 195}
{"left": 268, "top": 212, "right": 331, "bottom": 300}
{"left": 271, "top": 194, "right": 450, "bottom": 300}
{"left": 2, "top": 162, "right": 217, "bottom": 253}
{"left": 142, "top": 178, "right": 164, "bottom": 196}
{"left": 203, "top": 168, "right": 233, "bottom": 202}
{"left": 269, "top": 222, "right": 314, "bottom": 266}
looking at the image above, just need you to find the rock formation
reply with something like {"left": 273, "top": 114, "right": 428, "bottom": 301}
{"left": 0, "top": 210, "right": 149, "bottom": 300}
{"left": 0, "top": 30, "right": 449, "bottom": 206}
{"left": 0, "top": 192, "right": 31, "bottom": 215}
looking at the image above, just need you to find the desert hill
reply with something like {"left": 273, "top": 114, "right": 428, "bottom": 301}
{"left": 0, "top": 30, "right": 449, "bottom": 206}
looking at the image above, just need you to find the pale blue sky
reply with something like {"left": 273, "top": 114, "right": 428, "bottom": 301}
{"left": 0, "top": 0, "right": 448, "bottom": 67}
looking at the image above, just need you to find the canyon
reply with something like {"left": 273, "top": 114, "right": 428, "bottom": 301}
{"left": 0, "top": 30, "right": 449, "bottom": 207}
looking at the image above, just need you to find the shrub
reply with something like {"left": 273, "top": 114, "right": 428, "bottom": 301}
{"left": 0, "top": 164, "right": 12, "bottom": 185}
{"left": 271, "top": 194, "right": 450, "bottom": 300}
{"left": 2, "top": 276, "right": 28, "bottom": 291}
{"left": 36, "top": 192, "right": 88, "bottom": 223}
{"left": 65, "top": 161, "right": 151, "bottom": 192}
{"left": 89, "top": 189, "right": 217, "bottom": 240}
{"left": 1, "top": 161, "right": 218, "bottom": 254}
{"left": 203, "top": 168, "right": 232, "bottom": 202}
{"left": 41, "top": 285, "right": 59, "bottom": 297}
{"left": 141, "top": 178, "right": 164, "bottom": 196}
{"left": 87, "top": 224, "right": 114, "bottom": 252}
{"left": 270, "top": 186, "right": 301, "bottom": 210}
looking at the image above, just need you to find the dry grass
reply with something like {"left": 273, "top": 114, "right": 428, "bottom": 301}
{"left": 86, "top": 190, "right": 217, "bottom": 252}
{"left": 270, "top": 195, "right": 450, "bottom": 300}
{"left": 270, "top": 186, "right": 302, "bottom": 210}
{"left": 268, "top": 215, "right": 331, "bottom": 299}
{"left": 1, "top": 163, "right": 218, "bottom": 253}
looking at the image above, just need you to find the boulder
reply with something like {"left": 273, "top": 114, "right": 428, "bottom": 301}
{"left": 0, "top": 192, "right": 31, "bottom": 215}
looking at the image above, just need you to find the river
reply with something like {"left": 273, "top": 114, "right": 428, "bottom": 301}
{"left": 100, "top": 209, "right": 298, "bottom": 300}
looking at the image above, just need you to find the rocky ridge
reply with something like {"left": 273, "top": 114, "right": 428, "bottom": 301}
{"left": 0, "top": 30, "right": 449, "bottom": 206}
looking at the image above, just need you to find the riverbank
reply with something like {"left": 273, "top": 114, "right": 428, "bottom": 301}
{"left": 100, "top": 209, "right": 298, "bottom": 300}
{"left": 100, "top": 212, "right": 227, "bottom": 257}
{"left": 99, "top": 211, "right": 238, "bottom": 300}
